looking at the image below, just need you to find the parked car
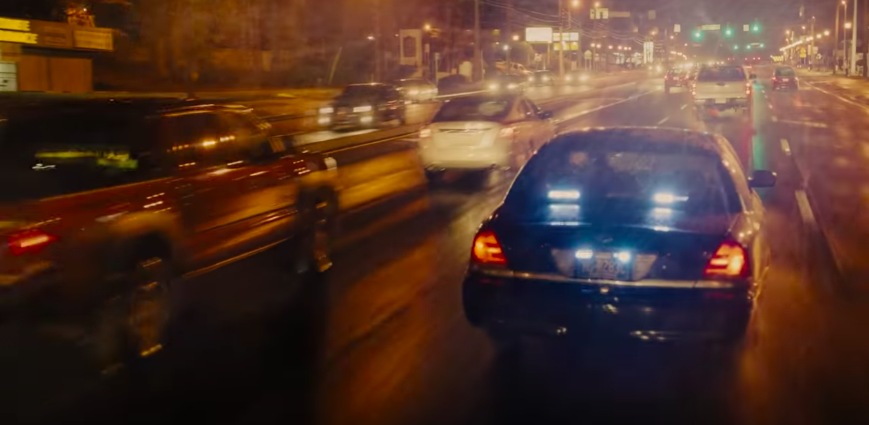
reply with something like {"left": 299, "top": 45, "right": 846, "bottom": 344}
{"left": 418, "top": 93, "right": 555, "bottom": 179}
{"left": 318, "top": 83, "right": 407, "bottom": 130}
{"left": 463, "top": 127, "right": 775, "bottom": 351}
{"left": 395, "top": 78, "right": 438, "bottom": 102}
{"left": 0, "top": 100, "right": 339, "bottom": 371}
{"left": 771, "top": 66, "right": 798, "bottom": 91}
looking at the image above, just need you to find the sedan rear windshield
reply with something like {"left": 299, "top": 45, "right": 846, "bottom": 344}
{"left": 0, "top": 114, "right": 153, "bottom": 201}
{"left": 503, "top": 140, "right": 741, "bottom": 223}
{"left": 697, "top": 66, "right": 746, "bottom": 82}
{"left": 775, "top": 68, "right": 795, "bottom": 77}
{"left": 432, "top": 97, "right": 512, "bottom": 122}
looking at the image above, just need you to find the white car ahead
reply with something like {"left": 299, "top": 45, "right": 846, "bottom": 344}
{"left": 418, "top": 94, "right": 556, "bottom": 178}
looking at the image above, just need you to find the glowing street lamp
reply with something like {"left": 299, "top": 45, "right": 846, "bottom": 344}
{"left": 572, "top": 0, "right": 580, "bottom": 7}
{"left": 512, "top": 34, "right": 520, "bottom": 41}
{"left": 845, "top": 22, "right": 852, "bottom": 29}
{"left": 423, "top": 23, "right": 432, "bottom": 31}
{"left": 824, "top": 30, "right": 830, "bottom": 36}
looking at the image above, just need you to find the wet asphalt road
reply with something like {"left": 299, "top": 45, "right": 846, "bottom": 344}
{"left": 19, "top": 68, "right": 869, "bottom": 425}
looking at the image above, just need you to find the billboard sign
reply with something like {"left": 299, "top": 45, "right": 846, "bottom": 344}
{"left": 525, "top": 27, "right": 553, "bottom": 43}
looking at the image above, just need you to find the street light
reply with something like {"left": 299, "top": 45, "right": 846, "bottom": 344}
{"left": 503, "top": 44, "right": 510, "bottom": 51}
{"left": 367, "top": 35, "right": 375, "bottom": 40}
{"left": 423, "top": 23, "right": 432, "bottom": 31}
{"left": 594, "top": 1, "right": 601, "bottom": 7}
{"left": 572, "top": 0, "right": 580, "bottom": 7}
{"left": 512, "top": 34, "right": 520, "bottom": 41}
{"left": 824, "top": 30, "right": 830, "bottom": 36}
{"left": 845, "top": 22, "right": 852, "bottom": 29}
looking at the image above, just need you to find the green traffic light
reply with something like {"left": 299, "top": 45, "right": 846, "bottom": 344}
{"left": 752, "top": 24, "right": 760, "bottom": 33}
{"left": 759, "top": 43, "right": 765, "bottom": 48}
{"left": 746, "top": 45, "right": 752, "bottom": 50}
{"left": 725, "top": 28, "right": 733, "bottom": 37}
{"left": 693, "top": 30, "right": 702, "bottom": 39}
{"left": 733, "top": 45, "right": 739, "bottom": 50}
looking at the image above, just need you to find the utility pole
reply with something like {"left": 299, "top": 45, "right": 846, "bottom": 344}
{"left": 558, "top": 0, "right": 565, "bottom": 76}
{"left": 835, "top": 1, "right": 840, "bottom": 74}
{"left": 852, "top": 0, "right": 858, "bottom": 74}
{"left": 810, "top": 15, "right": 815, "bottom": 69}
{"left": 374, "top": 0, "right": 382, "bottom": 82}
{"left": 863, "top": 0, "right": 868, "bottom": 77}
{"left": 473, "top": 0, "right": 482, "bottom": 81}
{"left": 506, "top": 0, "right": 513, "bottom": 68}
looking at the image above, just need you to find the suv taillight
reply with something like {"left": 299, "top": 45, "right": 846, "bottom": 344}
{"left": 471, "top": 229, "right": 507, "bottom": 266}
{"left": 8, "top": 229, "right": 56, "bottom": 256}
{"left": 704, "top": 239, "right": 749, "bottom": 279}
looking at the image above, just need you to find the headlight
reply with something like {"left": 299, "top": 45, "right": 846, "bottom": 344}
{"left": 488, "top": 83, "right": 499, "bottom": 91}
{"left": 507, "top": 83, "right": 518, "bottom": 89}
{"left": 565, "top": 75, "right": 573, "bottom": 81}
{"left": 579, "top": 74, "right": 590, "bottom": 82}
{"left": 542, "top": 76, "right": 550, "bottom": 82}
{"left": 409, "top": 89, "right": 420, "bottom": 95}
{"left": 528, "top": 76, "right": 535, "bottom": 82}
{"left": 353, "top": 105, "right": 372, "bottom": 113}
{"left": 319, "top": 106, "right": 334, "bottom": 114}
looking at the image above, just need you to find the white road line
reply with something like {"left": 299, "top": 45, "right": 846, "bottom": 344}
{"left": 795, "top": 190, "right": 817, "bottom": 226}
{"left": 780, "top": 138, "right": 791, "bottom": 155}
{"left": 680, "top": 104, "right": 687, "bottom": 110}
{"left": 657, "top": 116, "right": 670, "bottom": 125}
{"left": 554, "top": 89, "right": 658, "bottom": 124}
{"left": 778, "top": 119, "right": 829, "bottom": 128}
{"left": 805, "top": 81, "right": 869, "bottom": 113}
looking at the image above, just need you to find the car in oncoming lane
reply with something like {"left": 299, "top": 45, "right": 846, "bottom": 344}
{"left": 486, "top": 73, "right": 529, "bottom": 94}
{"left": 318, "top": 83, "right": 406, "bottom": 130}
{"left": 771, "top": 66, "right": 798, "bottom": 91}
{"left": 528, "top": 70, "right": 556, "bottom": 87}
{"left": 395, "top": 78, "right": 438, "bottom": 102}
{"left": 418, "top": 94, "right": 555, "bottom": 179}
{"left": 462, "top": 127, "right": 776, "bottom": 349}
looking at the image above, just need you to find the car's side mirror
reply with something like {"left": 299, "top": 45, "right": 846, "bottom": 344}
{"left": 749, "top": 74, "right": 757, "bottom": 80}
{"left": 538, "top": 110, "right": 554, "bottom": 120}
{"left": 749, "top": 170, "right": 776, "bottom": 188}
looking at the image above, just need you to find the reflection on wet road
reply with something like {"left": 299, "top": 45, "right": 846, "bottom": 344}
{"left": 10, "top": 68, "right": 869, "bottom": 425}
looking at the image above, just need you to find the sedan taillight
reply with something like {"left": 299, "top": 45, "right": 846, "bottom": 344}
{"left": 471, "top": 229, "right": 507, "bottom": 266}
{"left": 8, "top": 229, "right": 56, "bottom": 256}
{"left": 704, "top": 239, "right": 749, "bottom": 279}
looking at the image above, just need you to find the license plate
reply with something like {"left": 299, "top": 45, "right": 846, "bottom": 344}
{"left": 783, "top": 78, "right": 790, "bottom": 82}
{"left": 715, "top": 98, "right": 727, "bottom": 104}
{"left": 577, "top": 253, "right": 632, "bottom": 280}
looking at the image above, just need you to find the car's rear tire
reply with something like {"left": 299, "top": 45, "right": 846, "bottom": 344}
{"left": 91, "top": 256, "right": 173, "bottom": 375}
{"left": 295, "top": 195, "right": 336, "bottom": 276}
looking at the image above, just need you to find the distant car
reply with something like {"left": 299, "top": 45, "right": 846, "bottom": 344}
{"left": 563, "top": 70, "right": 591, "bottom": 85}
{"left": 462, "top": 127, "right": 776, "bottom": 351}
{"left": 647, "top": 63, "right": 665, "bottom": 76}
{"left": 771, "top": 66, "right": 798, "bottom": 91}
{"left": 486, "top": 74, "right": 529, "bottom": 94}
{"left": 418, "top": 94, "right": 555, "bottom": 178}
{"left": 395, "top": 78, "right": 438, "bottom": 102}
{"left": 319, "top": 83, "right": 407, "bottom": 130}
{"left": 664, "top": 68, "right": 688, "bottom": 93}
{"left": 528, "top": 70, "right": 556, "bottom": 86}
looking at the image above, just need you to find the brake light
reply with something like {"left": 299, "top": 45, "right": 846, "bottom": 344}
{"left": 471, "top": 229, "right": 507, "bottom": 265}
{"left": 498, "top": 126, "right": 516, "bottom": 139}
{"left": 704, "top": 240, "right": 748, "bottom": 279}
{"left": 745, "top": 82, "right": 751, "bottom": 96}
{"left": 8, "top": 229, "right": 56, "bottom": 256}
{"left": 419, "top": 127, "right": 432, "bottom": 139}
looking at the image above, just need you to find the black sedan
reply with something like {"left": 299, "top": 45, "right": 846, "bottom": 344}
{"left": 771, "top": 66, "right": 798, "bottom": 91}
{"left": 318, "top": 83, "right": 407, "bottom": 130}
{"left": 462, "top": 127, "right": 775, "bottom": 349}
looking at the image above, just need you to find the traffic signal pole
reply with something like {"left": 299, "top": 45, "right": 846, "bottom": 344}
{"left": 558, "top": 0, "right": 565, "bottom": 76}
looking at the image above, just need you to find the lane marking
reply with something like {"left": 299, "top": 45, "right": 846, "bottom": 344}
{"left": 554, "top": 89, "right": 658, "bottom": 124}
{"left": 805, "top": 81, "right": 869, "bottom": 113}
{"left": 780, "top": 138, "right": 791, "bottom": 155}
{"left": 777, "top": 119, "right": 828, "bottom": 128}
{"left": 680, "top": 104, "right": 687, "bottom": 110}
{"left": 657, "top": 116, "right": 670, "bottom": 125}
{"left": 795, "top": 190, "right": 817, "bottom": 226}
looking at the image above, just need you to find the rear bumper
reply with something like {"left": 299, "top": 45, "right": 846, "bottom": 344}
{"left": 693, "top": 97, "right": 749, "bottom": 110}
{"left": 463, "top": 268, "right": 753, "bottom": 341}
{"left": 772, "top": 82, "right": 798, "bottom": 90}
{"left": 420, "top": 147, "right": 510, "bottom": 170}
